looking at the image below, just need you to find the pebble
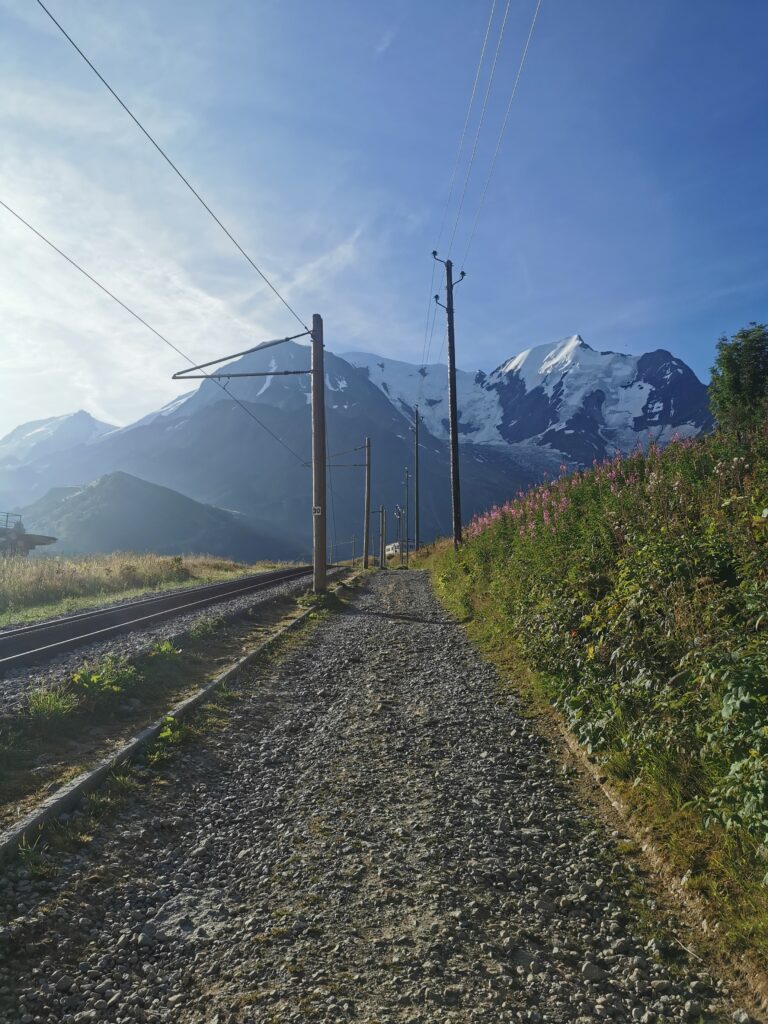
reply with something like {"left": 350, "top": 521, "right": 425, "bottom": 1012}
{"left": 0, "top": 572, "right": 747, "bottom": 1021}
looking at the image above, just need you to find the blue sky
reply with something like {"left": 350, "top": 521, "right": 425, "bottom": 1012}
{"left": 1, "top": 0, "right": 766, "bottom": 435}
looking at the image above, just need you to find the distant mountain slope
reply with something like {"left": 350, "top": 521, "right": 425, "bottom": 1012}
{"left": 2, "top": 336, "right": 711, "bottom": 548}
{"left": 22, "top": 472, "right": 299, "bottom": 561}
{"left": 0, "top": 411, "right": 115, "bottom": 467}
{"left": 345, "top": 335, "right": 712, "bottom": 463}
{"left": 2, "top": 342, "right": 534, "bottom": 548}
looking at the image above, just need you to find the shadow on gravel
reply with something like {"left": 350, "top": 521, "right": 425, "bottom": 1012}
{"left": 349, "top": 607, "right": 447, "bottom": 626}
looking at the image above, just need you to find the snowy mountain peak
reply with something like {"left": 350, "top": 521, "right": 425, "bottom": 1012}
{"left": 0, "top": 410, "right": 116, "bottom": 467}
{"left": 347, "top": 335, "right": 711, "bottom": 465}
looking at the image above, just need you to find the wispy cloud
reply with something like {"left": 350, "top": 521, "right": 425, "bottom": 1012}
{"left": 374, "top": 27, "right": 397, "bottom": 57}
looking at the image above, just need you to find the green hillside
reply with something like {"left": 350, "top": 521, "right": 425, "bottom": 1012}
{"left": 22, "top": 471, "right": 299, "bottom": 562}
{"left": 424, "top": 424, "right": 768, "bottom": 963}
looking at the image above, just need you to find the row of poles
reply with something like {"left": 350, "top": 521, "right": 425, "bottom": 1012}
{"left": 315, "top": 246, "right": 464, "bottom": 588}
{"left": 175, "top": 247, "right": 463, "bottom": 594}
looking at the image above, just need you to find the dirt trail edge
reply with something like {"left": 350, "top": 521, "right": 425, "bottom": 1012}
{"left": 0, "top": 572, "right": 748, "bottom": 1023}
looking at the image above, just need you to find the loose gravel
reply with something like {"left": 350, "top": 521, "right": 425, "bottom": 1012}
{"left": 0, "top": 573, "right": 316, "bottom": 712}
{"left": 0, "top": 571, "right": 750, "bottom": 1023}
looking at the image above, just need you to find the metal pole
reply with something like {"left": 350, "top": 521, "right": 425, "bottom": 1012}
{"left": 445, "top": 260, "right": 462, "bottom": 547}
{"left": 311, "top": 313, "right": 327, "bottom": 592}
{"left": 363, "top": 436, "right": 371, "bottom": 568}
{"left": 414, "top": 406, "right": 420, "bottom": 551}
{"left": 379, "top": 504, "right": 385, "bottom": 568}
{"left": 404, "top": 468, "right": 410, "bottom": 567}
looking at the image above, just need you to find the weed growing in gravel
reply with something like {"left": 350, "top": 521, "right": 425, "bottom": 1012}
{"left": 17, "top": 834, "right": 58, "bottom": 879}
{"left": 148, "top": 716, "right": 189, "bottom": 764}
{"left": 148, "top": 639, "right": 182, "bottom": 662}
{"left": 26, "top": 689, "right": 77, "bottom": 726}
{"left": 70, "top": 656, "right": 139, "bottom": 706}
{"left": 188, "top": 614, "right": 226, "bottom": 645}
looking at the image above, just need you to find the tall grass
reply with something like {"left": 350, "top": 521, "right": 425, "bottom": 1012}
{"left": 0, "top": 552, "right": 276, "bottom": 623}
{"left": 426, "top": 426, "right": 768, "bottom": 955}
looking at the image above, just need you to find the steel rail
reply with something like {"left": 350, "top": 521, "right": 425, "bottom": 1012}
{"left": 0, "top": 565, "right": 314, "bottom": 671}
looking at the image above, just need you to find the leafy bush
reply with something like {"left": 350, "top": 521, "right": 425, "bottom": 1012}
{"left": 70, "top": 656, "right": 139, "bottom": 706}
{"left": 433, "top": 425, "right": 768, "bottom": 846}
{"left": 709, "top": 322, "right": 768, "bottom": 436}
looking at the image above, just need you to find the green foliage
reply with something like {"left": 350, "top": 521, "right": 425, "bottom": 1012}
{"left": 188, "top": 614, "right": 225, "bottom": 644}
{"left": 0, "top": 552, "right": 278, "bottom": 626}
{"left": 709, "top": 322, "right": 768, "bottom": 435}
{"left": 70, "top": 655, "right": 139, "bottom": 706}
{"left": 148, "top": 715, "right": 187, "bottom": 764}
{"left": 26, "top": 688, "right": 77, "bottom": 724}
{"left": 149, "top": 639, "right": 182, "bottom": 661}
{"left": 434, "top": 425, "right": 768, "bottom": 848}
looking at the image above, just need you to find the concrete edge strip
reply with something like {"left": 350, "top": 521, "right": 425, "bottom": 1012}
{"left": 0, "top": 569, "right": 365, "bottom": 867}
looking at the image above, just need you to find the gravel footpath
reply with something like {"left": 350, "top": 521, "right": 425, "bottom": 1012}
{"left": 0, "top": 573, "right": 315, "bottom": 711}
{"left": 0, "top": 571, "right": 748, "bottom": 1023}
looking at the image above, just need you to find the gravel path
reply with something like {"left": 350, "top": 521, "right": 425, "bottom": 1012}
{"left": 0, "top": 572, "right": 316, "bottom": 712}
{"left": 0, "top": 571, "right": 747, "bottom": 1023}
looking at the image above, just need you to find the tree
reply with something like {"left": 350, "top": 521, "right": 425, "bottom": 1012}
{"left": 709, "top": 322, "right": 768, "bottom": 435}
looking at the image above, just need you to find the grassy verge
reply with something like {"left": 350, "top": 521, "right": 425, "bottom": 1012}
{"left": 0, "top": 552, "right": 292, "bottom": 628}
{"left": 416, "top": 425, "right": 768, "bottom": 976}
{"left": 0, "top": 569, "right": 356, "bottom": 830}
{"left": 0, "top": 597, "right": 302, "bottom": 825}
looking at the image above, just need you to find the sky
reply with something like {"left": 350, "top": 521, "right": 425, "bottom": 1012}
{"left": 1, "top": 0, "right": 767, "bottom": 437}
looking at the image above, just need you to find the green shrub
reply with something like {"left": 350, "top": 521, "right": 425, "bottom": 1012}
{"left": 27, "top": 689, "right": 77, "bottom": 723}
{"left": 436, "top": 425, "right": 768, "bottom": 847}
{"left": 70, "top": 656, "right": 140, "bottom": 705}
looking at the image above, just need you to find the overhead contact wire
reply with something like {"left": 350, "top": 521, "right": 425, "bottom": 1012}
{"left": 463, "top": 0, "right": 544, "bottom": 265}
{"left": 35, "top": 0, "right": 308, "bottom": 333}
{"left": 446, "top": 0, "right": 514, "bottom": 258}
{"left": 0, "top": 198, "right": 307, "bottom": 464}
{"left": 434, "top": 0, "right": 498, "bottom": 250}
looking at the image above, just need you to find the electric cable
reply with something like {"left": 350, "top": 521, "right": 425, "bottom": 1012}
{"left": 35, "top": 0, "right": 309, "bottom": 332}
{"left": 0, "top": 197, "right": 307, "bottom": 464}
{"left": 446, "top": 0, "right": 513, "bottom": 257}
{"left": 434, "top": 0, "right": 498, "bottom": 251}
{"left": 462, "top": 0, "right": 543, "bottom": 266}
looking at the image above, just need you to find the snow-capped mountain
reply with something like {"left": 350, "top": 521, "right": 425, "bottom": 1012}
{"left": 345, "top": 335, "right": 711, "bottom": 464}
{"left": 0, "top": 335, "right": 711, "bottom": 554}
{"left": 0, "top": 411, "right": 116, "bottom": 467}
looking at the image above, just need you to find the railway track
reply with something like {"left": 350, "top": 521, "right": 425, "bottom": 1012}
{"left": 0, "top": 564, "right": 314, "bottom": 671}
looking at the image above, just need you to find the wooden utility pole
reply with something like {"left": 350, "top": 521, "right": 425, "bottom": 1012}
{"left": 434, "top": 253, "right": 463, "bottom": 548}
{"left": 404, "top": 468, "right": 410, "bottom": 567}
{"left": 413, "top": 407, "right": 420, "bottom": 551}
{"left": 311, "top": 313, "right": 327, "bottom": 592}
{"left": 379, "top": 505, "right": 385, "bottom": 568}
{"left": 363, "top": 436, "right": 371, "bottom": 568}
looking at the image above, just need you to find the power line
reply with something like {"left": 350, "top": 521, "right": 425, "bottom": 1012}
{"left": 0, "top": 197, "right": 307, "bottom": 464}
{"left": 424, "top": 292, "right": 440, "bottom": 367}
{"left": 326, "top": 434, "right": 338, "bottom": 562}
{"left": 35, "top": 0, "right": 308, "bottom": 333}
{"left": 435, "top": 0, "right": 498, "bottom": 250}
{"left": 417, "top": 0, "right": 497, "bottom": 399}
{"left": 447, "top": 0, "right": 513, "bottom": 258}
{"left": 462, "top": 0, "right": 544, "bottom": 266}
{"left": 419, "top": 0, "right": 497, "bottom": 391}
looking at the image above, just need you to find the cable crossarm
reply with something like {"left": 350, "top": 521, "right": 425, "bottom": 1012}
{"left": 35, "top": 0, "right": 308, "bottom": 332}
{"left": 0, "top": 196, "right": 307, "bottom": 464}
{"left": 171, "top": 332, "right": 309, "bottom": 377}
{"left": 327, "top": 444, "right": 366, "bottom": 458}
